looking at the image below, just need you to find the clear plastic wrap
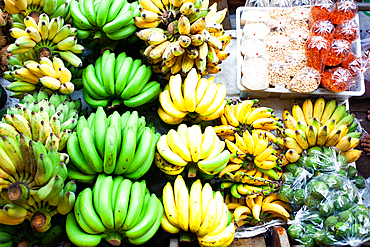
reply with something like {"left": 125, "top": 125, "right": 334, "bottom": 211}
{"left": 325, "top": 39, "right": 351, "bottom": 67}
{"left": 329, "top": 0, "right": 358, "bottom": 25}
{"left": 334, "top": 20, "right": 359, "bottom": 44}
{"left": 310, "top": 20, "right": 335, "bottom": 40}
{"left": 241, "top": 57, "right": 269, "bottom": 90}
{"left": 305, "top": 35, "right": 331, "bottom": 72}
{"left": 242, "top": 22, "right": 271, "bottom": 40}
{"left": 287, "top": 67, "right": 321, "bottom": 93}
{"left": 240, "top": 10, "right": 269, "bottom": 26}
{"left": 241, "top": 37, "right": 266, "bottom": 59}
{"left": 321, "top": 67, "right": 355, "bottom": 92}
{"left": 310, "top": 0, "right": 335, "bottom": 22}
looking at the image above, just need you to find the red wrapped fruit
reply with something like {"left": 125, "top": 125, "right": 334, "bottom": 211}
{"left": 305, "top": 36, "right": 331, "bottom": 72}
{"left": 330, "top": 0, "right": 358, "bottom": 25}
{"left": 334, "top": 20, "right": 359, "bottom": 43}
{"left": 325, "top": 39, "right": 351, "bottom": 67}
{"left": 321, "top": 67, "right": 354, "bottom": 92}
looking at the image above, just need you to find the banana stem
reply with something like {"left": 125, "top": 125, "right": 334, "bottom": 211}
{"left": 187, "top": 163, "right": 198, "bottom": 178}
{"left": 105, "top": 232, "right": 124, "bottom": 246}
{"left": 17, "top": 236, "right": 31, "bottom": 247}
{"left": 179, "top": 231, "right": 195, "bottom": 243}
{"left": 31, "top": 211, "right": 51, "bottom": 232}
{"left": 7, "top": 183, "right": 29, "bottom": 204}
{"left": 94, "top": 30, "right": 103, "bottom": 42}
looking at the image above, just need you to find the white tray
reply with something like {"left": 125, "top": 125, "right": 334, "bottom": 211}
{"left": 236, "top": 6, "right": 365, "bottom": 101}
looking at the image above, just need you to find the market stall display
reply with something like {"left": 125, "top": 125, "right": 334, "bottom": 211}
{"left": 0, "top": 0, "right": 369, "bottom": 245}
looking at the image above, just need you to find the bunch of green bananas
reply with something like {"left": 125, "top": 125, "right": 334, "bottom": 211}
{"left": 0, "top": 132, "right": 76, "bottom": 232}
{"left": 4, "top": 0, "right": 71, "bottom": 22}
{"left": 279, "top": 98, "right": 361, "bottom": 164}
{"left": 82, "top": 50, "right": 160, "bottom": 109}
{"left": 66, "top": 174, "right": 163, "bottom": 246}
{"left": 8, "top": 14, "right": 84, "bottom": 67}
{"left": 68, "top": 0, "right": 140, "bottom": 42}
{"left": 4, "top": 57, "right": 76, "bottom": 96}
{"left": 0, "top": 91, "right": 81, "bottom": 151}
{"left": 0, "top": 218, "right": 67, "bottom": 247}
{"left": 67, "top": 108, "right": 160, "bottom": 183}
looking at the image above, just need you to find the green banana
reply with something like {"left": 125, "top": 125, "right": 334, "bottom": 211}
{"left": 79, "top": 188, "right": 106, "bottom": 233}
{"left": 67, "top": 133, "right": 96, "bottom": 175}
{"left": 103, "top": 125, "right": 118, "bottom": 174}
{"left": 121, "top": 181, "right": 145, "bottom": 230}
{"left": 79, "top": 126, "right": 103, "bottom": 173}
{"left": 98, "top": 176, "right": 114, "bottom": 229}
{"left": 93, "top": 107, "right": 107, "bottom": 158}
{"left": 113, "top": 179, "right": 132, "bottom": 229}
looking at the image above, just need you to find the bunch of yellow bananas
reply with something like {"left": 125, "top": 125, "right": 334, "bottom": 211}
{"left": 224, "top": 129, "right": 281, "bottom": 170}
{"left": 155, "top": 124, "right": 230, "bottom": 177}
{"left": 219, "top": 165, "right": 282, "bottom": 199}
{"left": 279, "top": 98, "right": 361, "bottom": 163}
{"left": 161, "top": 176, "right": 235, "bottom": 247}
{"left": 158, "top": 68, "right": 226, "bottom": 124}
{"left": 4, "top": 0, "right": 71, "bottom": 21}
{"left": 5, "top": 57, "right": 75, "bottom": 95}
{"left": 225, "top": 193, "right": 291, "bottom": 228}
{"left": 215, "top": 99, "right": 281, "bottom": 142}
{"left": 136, "top": 0, "right": 231, "bottom": 77}
{"left": 8, "top": 14, "right": 83, "bottom": 67}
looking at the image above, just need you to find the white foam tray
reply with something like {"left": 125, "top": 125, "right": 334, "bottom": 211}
{"left": 236, "top": 6, "right": 365, "bottom": 101}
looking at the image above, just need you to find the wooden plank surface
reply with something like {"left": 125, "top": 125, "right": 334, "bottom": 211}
{"left": 230, "top": 236, "right": 266, "bottom": 247}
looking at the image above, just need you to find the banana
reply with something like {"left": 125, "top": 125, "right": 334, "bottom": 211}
{"left": 262, "top": 203, "right": 290, "bottom": 218}
{"left": 168, "top": 74, "right": 187, "bottom": 112}
{"left": 285, "top": 149, "right": 300, "bottom": 163}
{"left": 342, "top": 149, "right": 362, "bottom": 163}
{"left": 176, "top": 183, "right": 189, "bottom": 231}
{"left": 200, "top": 183, "right": 213, "bottom": 224}
{"left": 198, "top": 223, "right": 235, "bottom": 247}
{"left": 292, "top": 102, "right": 307, "bottom": 125}
{"left": 158, "top": 107, "right": 184, "bottom": 125}
{"left": 324, "top": 129, "right": 342, "bottom": 147}
{"left": 66, "top": 213, "right": 105, "bottom": 247}
{"left": 321, "top": 99, "right": 337, "bottom": 124}
{"left": 284, "top": 137, "right": 303, "bottom": 154}
{"left": 79, "top": 126, "right": 103, "bottom": 173}
{"left": 189, "top": 179, "right": 202, "bottom": 233}
{"left": 163, "top": 182, "right": 179, "bottom": 228}
{"left": 161, "top": 213, "right": 180, "bottom": 234}
{"left": 157, "top": 137, "right": 188, "bottom": 166}
{"left": 197, "top": 197, "right": 217, "bottom": 236}
{"left": 167, "top": 129, "right": 192, "bottom": 162}
{"left": 313, "top": 97, "right": 325, "bottom": 121}
{"left": 159, "top": 90, "right": 187, "bottom": 118}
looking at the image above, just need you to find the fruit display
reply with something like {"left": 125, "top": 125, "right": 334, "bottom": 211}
{"left": 67, "top": 108, "right": 160, "bottom": 182}
{"left": 155, "top": 124, "right": 230, "bottom": 177}
{"left": 4, "top": 57, "right": 76, "bottom": 95}
{"left": 0, "top": 218, "right": 67, "bottom": 246}
{"left": 215, "top": 99, "right": 281, "bottom": 142}
{"left": 68, "top": 0, "right": 140, "bottom": 42}
{"left": 1, "top": 92, "right": 81, "bottom": 151}
{"left": 81, "top": 50, "right": 160, "bottom": 109}
{"left": 279, "top": 98, "right": 361, "bottom": 164}
{"left": 135, "top": 0, "right": 231, "bottom": 77}
{"left": 158, "top": 69, "right": 226, "bottom": 124}
{"left": 8, "top": 14, "right": 84, "bottom": 67}
{"left": 283, "top": 149, "right": 369, "bottom": 246}
{"left": 225, "top": 193, "right": 291, "bottom": 228}
{"left": 161, "top": 176, "right": 235, "bottom": 246}
{"left": 66, "top": 174, "right": 163, "bottom": 246}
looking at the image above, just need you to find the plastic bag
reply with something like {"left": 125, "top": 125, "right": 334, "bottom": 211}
{"left": 305, "top": 35, "right": 331, "bottom": 72}
{"left": 240, "top": 10, "right": 269, "bottom": 26}
{"left": 329, "top": 0, "right": 358, "bottom": 25}
{"left": 310, "top": 20, "right": 335, "bottom": 40}
{"left": 241, "top": 37, "right": 266, "bottom": 59}
{"left": 241, "top": 57, "right": 269, "bottom": 90}
{"left": 310, "top": 0, "right": 335, "bottom": 23}
{"left": 324, "top": 39, "right": 352, "bottom": 67}
{"left": 242, "top": 22, "right": 271, "bottom": 40}
{"left": 321, "top": 67, "right": 354, "bottom": 92}
{"left": 287, "top": 67, "right": 321, "bottom": 93}
{"left": 334, "top": 19, "right": 359, "bottom": 44}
